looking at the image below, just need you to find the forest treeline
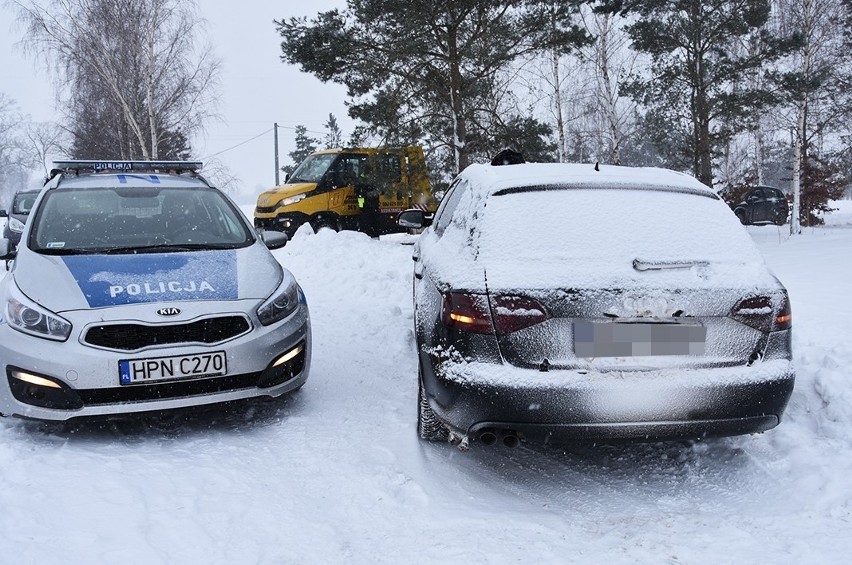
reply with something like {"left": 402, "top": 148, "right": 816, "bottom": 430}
{"left": 2, "top": 1, "right": 851, "bottom": 226}
{"left": 279, "top": 0, "right": 852, "bottom": 226}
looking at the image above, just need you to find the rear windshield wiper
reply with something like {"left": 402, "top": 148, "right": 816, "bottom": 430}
{"left": 633, "top": 259, "right": 710, "bottom": 271}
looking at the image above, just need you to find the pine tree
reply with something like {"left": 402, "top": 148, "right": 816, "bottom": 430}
{"left": 276, "top": 1, "right": 587, "bottom": 174}
{"left": 603, "top": 0, "right": 794, "bottom": 187}
{"left": 323, "top": 114, "right": 343, "bottom": 149}
{"left": 799, "top": 153, "right": 847, "bottom": 225}
{"left": 282, "top": 126, "right": 318, "bottom": 176}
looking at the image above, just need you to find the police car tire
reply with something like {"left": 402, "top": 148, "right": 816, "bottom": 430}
{"left": 417, "top": 372, "right": 449, "bottom": 442}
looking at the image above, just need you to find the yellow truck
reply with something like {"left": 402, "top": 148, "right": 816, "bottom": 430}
{"left": 254, "top": 146, "right": 437, "bottom": 237}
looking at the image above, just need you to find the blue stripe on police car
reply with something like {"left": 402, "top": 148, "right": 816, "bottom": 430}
{"left": 62, "top": 250, "right": 239, "bottom": 307}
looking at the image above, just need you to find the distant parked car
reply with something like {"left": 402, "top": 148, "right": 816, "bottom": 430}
{"left": 399, "top": 158, "right": 794, "bottom": 449}
{"left": 734, "top": 186, "right": 789, "bottom": 226}
{"left": 0, "top": 160, "right": 310, "bottom": 421}
{"left": 0, "top": 189, "right": 41, "bottom": 247}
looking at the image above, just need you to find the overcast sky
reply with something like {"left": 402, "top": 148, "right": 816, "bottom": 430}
{"left": 1, "top": 1, "right": 351, "bottom": 204}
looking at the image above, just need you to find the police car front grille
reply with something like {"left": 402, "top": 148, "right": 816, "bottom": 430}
{"left": 84, "top": 316, "right": 251, "bottom": 351}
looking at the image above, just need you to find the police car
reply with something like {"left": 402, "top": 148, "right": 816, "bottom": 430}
{"left": 0, "top": 161, "right": 311, "bottom": 421}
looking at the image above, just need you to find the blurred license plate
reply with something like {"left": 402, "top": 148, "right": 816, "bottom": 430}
{"left": 119, "top": 351, "right": 227, "bottom": 385}
{"left": 574, "top": 322, "right": 706, "bottom": 357}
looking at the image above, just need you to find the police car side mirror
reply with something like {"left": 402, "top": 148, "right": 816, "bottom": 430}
{"left": 0, "top": 209, "right": 8, "bottom": 218}
{"left": 260, "top": 230, "right": 289, "bottom": 250}
{"left": 398, "top": 209, "right": 425, "bottom": 229}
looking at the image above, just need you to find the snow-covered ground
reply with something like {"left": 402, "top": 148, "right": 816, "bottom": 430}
{"left": 1, "top": 202, "right": 851, "bottom": 563}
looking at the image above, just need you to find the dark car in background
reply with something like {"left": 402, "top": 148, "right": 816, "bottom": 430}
{"left": 734, "top": 186, "right": 789, "bottom": 226}
{"left": 399, "top": 159, "right": 794, "bottom": 450}
{"left": 1, "top": 189, "right": 41, "bottom": 247}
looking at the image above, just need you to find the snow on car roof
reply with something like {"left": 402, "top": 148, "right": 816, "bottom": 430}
{"left": 461, "top": 162, "right": 715, "bottom": 196}
{"left": 419, "top": 161, "right": 775, "bottom": 291}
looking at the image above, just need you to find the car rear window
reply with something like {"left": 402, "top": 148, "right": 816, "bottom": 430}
{"left": 476, "top": 187, "right": 767, "bottom": 288}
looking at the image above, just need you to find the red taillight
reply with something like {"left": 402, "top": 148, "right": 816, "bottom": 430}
{"left": 441, "top": 292, "right": 494, "bottom": 334}
{"left": 775, "top": 294, "right": 792, "bottom": 330}
{"left": 489, "top": 295, "right": 550, "bottom": 335}
{"left": 732, "top": 294, "right": 792, "bottom": 332}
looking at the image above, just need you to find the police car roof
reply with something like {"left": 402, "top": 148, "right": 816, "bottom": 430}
{"left": 53, "top": 172, "right": 210, "bottom": 190}
{"left": 48, "top": 160, "right": 210, "bottom": 190}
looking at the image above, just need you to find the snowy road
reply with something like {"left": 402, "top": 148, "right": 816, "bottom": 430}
{"left": 1, "top": 206, "right": 851, "bottom": 563}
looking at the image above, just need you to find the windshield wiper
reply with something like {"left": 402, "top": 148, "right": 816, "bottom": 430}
{"left": 633, "top": 259, "right": 710, "bottom": 271}
{"left": 99, "top": 243, "right": 233, "bottom": 254}
{"left": 35, "top": 248, "right": 101, "bottom": 256}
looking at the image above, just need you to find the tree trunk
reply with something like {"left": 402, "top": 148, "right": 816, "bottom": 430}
{"left": 552, "top": 47, "right": 566, "bottom": 163}
{"left": 447, "top": 18, "right": 467, "bottom": 174}
{"left": 147, "top": 1, "right": 159, "bottom": 160}
{"left": 791, "top": 102, "right": 805, "bottom": 235}
{"left": 596, "top": 13, "right": 621, "bottom": 165}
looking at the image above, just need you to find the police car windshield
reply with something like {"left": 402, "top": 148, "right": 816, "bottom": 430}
{"left": 30, "top": 186, "right": 254, "bottom": 254}
{"left": 288, "top": 153, "right": 337, "bottom": 184}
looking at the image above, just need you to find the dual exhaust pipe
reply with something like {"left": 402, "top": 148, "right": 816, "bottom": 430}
{"left": 477, "top": 427, "right": 520, "bottom": 448}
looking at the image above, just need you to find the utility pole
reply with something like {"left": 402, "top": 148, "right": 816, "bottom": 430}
{"left": 274, "top": 123, "right": 280, "bottom": 186}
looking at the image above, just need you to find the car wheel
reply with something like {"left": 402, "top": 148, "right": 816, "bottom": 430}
{"left": 735, "top": 210, "right": 748, "bottom": 225}
{"left": 312, "top": 218, "right": 339, "bottom": 233}
{"left": 774, "top": 216, "right": 787, "bottom": 226}
{"left": 417, "top": 370, "right": 449, "bottom": 442}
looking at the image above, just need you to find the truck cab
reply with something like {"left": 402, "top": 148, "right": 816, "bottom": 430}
{"left": 254, "top": 146, "right": 437, "bottom": 237}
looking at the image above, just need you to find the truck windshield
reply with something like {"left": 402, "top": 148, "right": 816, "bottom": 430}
{"left": 289, "top": 153, "right": 337, "bottom": 184}
{"left": 12, "top": 192, "right": 39, "bottom": 215}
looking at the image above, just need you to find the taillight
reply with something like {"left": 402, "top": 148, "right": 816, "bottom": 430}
{"left": 731, "top": 293, "right": 792, "bottom": 332}
{"left": 489, "top": 295, "right": 550, "bottom": 335}
{"left": 775, "top": 293, "right": 792, "bottom": 330}
{"left": 441, "top": 292, "right": 494, "bottom": 334}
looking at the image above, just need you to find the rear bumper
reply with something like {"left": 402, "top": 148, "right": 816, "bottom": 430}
{"left": 421, "top": 354, "right": 795, "bottom": 442}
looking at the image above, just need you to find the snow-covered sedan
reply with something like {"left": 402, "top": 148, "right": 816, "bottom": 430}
{"left": 399, "top": 158, "right": 794, "bottom": 449}
{"left": 0, "top": 161, "right": 310, "bottom": 421}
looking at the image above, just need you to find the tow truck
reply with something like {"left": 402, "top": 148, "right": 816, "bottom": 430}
{"left": 254, "top": 146, "right": 437, "bottom": 237}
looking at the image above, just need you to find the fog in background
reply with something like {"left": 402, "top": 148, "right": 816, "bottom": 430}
{"left": 1, "top": 0, "right": 351, "bottom": 204}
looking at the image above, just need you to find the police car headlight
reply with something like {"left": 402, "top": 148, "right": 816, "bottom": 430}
{"left": 257, "top": 277, "right": 300, "bottom": 326}
{"left": 280, "top": 194, "right": 306, "bottom": 207}
{"left": 5, "top": 285, "right": 72, "bottom": 341}
{"left": 9, "top": 218, "right": 25, "bottom": 233}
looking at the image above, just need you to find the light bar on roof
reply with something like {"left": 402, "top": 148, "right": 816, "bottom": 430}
{"left": 52, "top": 160, "right": 203, "bottom": 173}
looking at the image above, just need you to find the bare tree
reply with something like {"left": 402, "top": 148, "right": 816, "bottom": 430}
{"left": 24, "top": 121, "right": 69, "bottom": 178}
{"left": 768, "top": 0, "right": 850, "bottom": 232}
{"left": 0, "top": 93, "right": 35, "bottom": 202}
{"left": 15, "top": 0, "right": 219, "bottom": 160}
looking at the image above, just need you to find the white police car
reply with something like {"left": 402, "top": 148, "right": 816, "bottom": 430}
{"left": 0, "top": 161, "right": 311, "bottom": 420}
